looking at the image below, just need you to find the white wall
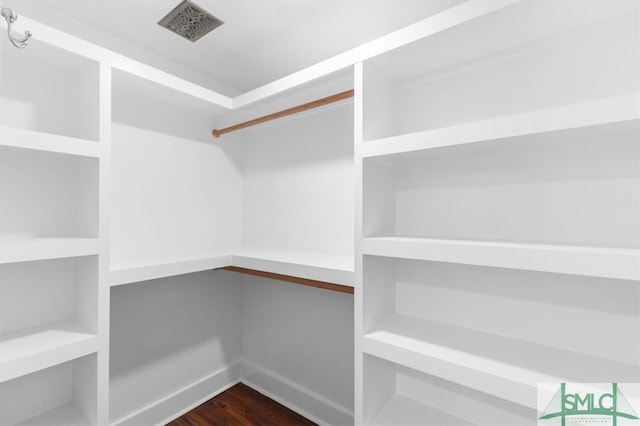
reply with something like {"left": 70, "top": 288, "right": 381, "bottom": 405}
{"left": 238, "top": 100, "right": 354, "bottom": 258}
{"left": 110, "top": 91, "right": 243, "bottom": 270}
{"left": 109, "top": 270, "right": 242, "bottom": 424}
{"left": 240, "top": 275, "right": 354, "bottom": 425}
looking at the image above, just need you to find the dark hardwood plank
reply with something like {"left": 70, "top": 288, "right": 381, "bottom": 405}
{"left": 167, "top": 383, "right": 317, "bottom": 426}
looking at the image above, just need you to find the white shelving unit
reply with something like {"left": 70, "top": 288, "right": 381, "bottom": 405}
{"left": 0, "top": 17, "right": 105, "bottom": 426}
{"left": 356, "top": 1, "right": 640, "bottom": 424}
{"left": 2, "top": 1, "right": 639, "bottom": 425}
{"left": 363, "top": 314, "right": 638, "bottom": 409}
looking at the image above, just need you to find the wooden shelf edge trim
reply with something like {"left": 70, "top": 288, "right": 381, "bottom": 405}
{"left": 218, "top": 266, "right": 354, "bottom": 294}
{"left": 212, "top": 89, "right": 354, "bottom": 138}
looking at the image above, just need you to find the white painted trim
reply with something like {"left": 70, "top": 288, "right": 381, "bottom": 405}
{"left": 6, "top": 1, "right": 517, "bottom": 113}
{"left": 232, "top": 1, "right": 519, "bottom": 108}
{"left": 5, "top": 17, "right": 232, "bottom": 109}
{"left": 241, "top": 360, "right": 354, "bottom": 426}
{"left": 111, "top": 362, "right": 241, "bottom": 426}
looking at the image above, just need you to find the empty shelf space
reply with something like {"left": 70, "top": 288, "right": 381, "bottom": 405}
{"left": 15, "top": 403, "right": 91, "bottom": 426}
{"left": 0, "top": 127, "right": 101, "bottom": 158}
{"left": 0, "top": 319, "right": 97, "bottom": 383}
{"left": 362, "top": 95, "right": 639, "bottom": 158}
{"left": 109, "top": 255, "right": 232, "bottom": 286}
{"left": 372, "top": 394, "right": 475, "bottom": 426}
{"left": 231, "top": 248, "right": 354, "bottom": 286}
{"left": 363, "top": 237, "right": 639, "bottom": 281}
{"left": 363, "top": 315, "right": 639, "bottom": 409}
{"left": 0, "top": 238, "right": 100, "bottom": 264}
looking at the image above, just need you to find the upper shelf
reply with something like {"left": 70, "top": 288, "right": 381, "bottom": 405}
{"left": 0, "top": 238, "right": 99, "bottom": 264}
{"left": 231, "top": 247, "right": 355, "bottom": 287}
{"left": 363, "top": 237, "right": 640, "bottom": 281}
{"left": 363, "top": 314, "right": 639, "bottom": 409}
{"left": 0, "top": 127, "right": 100, "bottom": 158}
{"left": 362, "top": 95, "right": 639, "bottom": 159}
{"left": 367, "top": 1, "right": 639, "bottom": 85}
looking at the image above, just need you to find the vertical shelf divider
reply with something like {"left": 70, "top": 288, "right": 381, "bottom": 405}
{"left": 97, "top": 63, "right": 112, "bottom": 426}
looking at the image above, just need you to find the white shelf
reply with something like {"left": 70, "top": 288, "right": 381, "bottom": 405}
{"left": 372, "top": 394, "right": 475, "bottom": 426}
{"left": 363, "top": 315, "right": 638, "bottom": 409}
{"left": 109, "top": 249, "right": 355, "bottom": 287}
{"left": 362, "top": 95, "right": 639, "bottom": 159}
{"left": 363, "top": 237, "right": 640, "bottom": 281}
{"left": 0, "top": 319, "right": 97, "bottom": 383}
{"left": 232, "top": 247, "right": 354, "bottom": 286}
{"left": 15, "top": 403, "right": 91, "bottom": 426}
{"left": 0, "top": 126, "right": 101, "bottom": 158}
{"left": 0, "top": 238, "right": 100, "bottom": 264}
{"left": 109, "top": 255, "right": 232, "bottom": 286}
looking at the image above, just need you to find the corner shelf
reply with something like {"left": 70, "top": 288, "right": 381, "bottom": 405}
{"left": 232, "top": 248, "right": 354, "bottom": 287}
{"left": 109, "top": 255, "right": 232, "bottom": 286}
{"left": 0, "top": 126, "right": 101, "bottom": 158}
{"left": 0, "top": 319, "right": 97, "bottom": 383}
{"left": 362, "top": 94, "right": 639, "bottom": 159}
{"left": 363, "top": 237, "right": 639, "bottom": 281}
{"left": 0, "top": 238, "right": 100, "bottom": 264}
{"left": 363, "top": 315, "right": 639, "bottom": 409}
{"left": 109, "top": 250, "right": 355, "bottom": 292}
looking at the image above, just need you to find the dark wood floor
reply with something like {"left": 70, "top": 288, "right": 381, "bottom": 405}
{"left": 166, "top": 383, "right": 317, "bottom": 426}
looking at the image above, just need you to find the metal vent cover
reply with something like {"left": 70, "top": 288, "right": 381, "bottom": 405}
{"left": 158, "top": 0, "right": 224, "bottom": 42}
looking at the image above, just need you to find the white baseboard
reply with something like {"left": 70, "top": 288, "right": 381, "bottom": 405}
{"left": 113, "top": 362, "right": 241, "bottom": 426}
{"left": 241, "top": 360, "right": 354, "bottom": 426}
{"left": 111, "top": 360, "right": 354, "bottom": 426}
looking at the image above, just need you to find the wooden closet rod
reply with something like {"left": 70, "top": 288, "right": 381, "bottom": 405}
{"left": 212, "top": 89, "right": 354, "bottom": 138}
{"left": 218, "top": 266, "right": 354, "bottom": 294}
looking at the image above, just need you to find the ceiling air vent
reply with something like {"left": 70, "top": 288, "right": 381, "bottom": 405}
{"left": 158, "top": 0, "right": 224, "bottom": 42}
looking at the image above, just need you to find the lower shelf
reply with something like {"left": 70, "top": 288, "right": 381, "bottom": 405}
{"left": 0, "top": 319, "right": 97, "bottom": 383}
{"left": 363, "top": 315, "right": 639, "bottom": 409}
{"left": 0, "top": 354, "right": 97, "bottom": 426}
{"left": 373, "top": 394, "right": 474, "bottom": 426}
{"left": 15, "top": 404, "right": 90, "bottom": 426}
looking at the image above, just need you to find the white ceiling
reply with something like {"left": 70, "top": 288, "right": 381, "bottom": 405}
{"left": 3, "top": 0, "right": 461, "bottom": 95}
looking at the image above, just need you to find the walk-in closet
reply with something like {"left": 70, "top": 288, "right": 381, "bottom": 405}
{"left": 1, "top": 1, "right": 638, "bottom": 425}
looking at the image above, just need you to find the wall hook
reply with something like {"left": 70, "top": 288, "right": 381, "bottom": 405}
{"left": 1, "top": 8, "right": 32, "bottom": 49}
